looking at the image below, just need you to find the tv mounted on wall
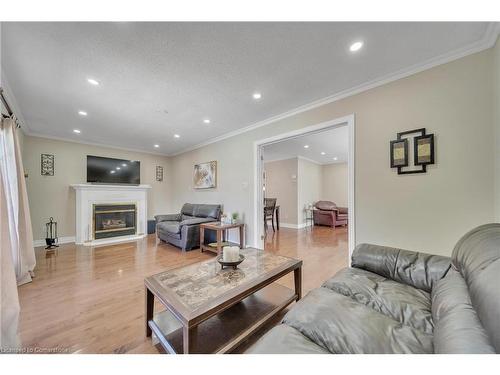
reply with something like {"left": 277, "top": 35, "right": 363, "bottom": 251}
{"left": 86, "top": 155, "right": 140, "bottom": 185}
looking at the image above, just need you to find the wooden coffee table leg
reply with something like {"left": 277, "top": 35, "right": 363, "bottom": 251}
{"left": 216, "top": 229, "right": 222, "bottom": 255}
{"left": 183, "top": 325, "right": 198, "bottom": 354}
{"left": 239, "top": 225, "right": 244, "bottom": 248}
{"left": 145, "top": 287, "right": 154, "bottom": 337}
{"left": 294, "top": 266, "right": 302, "bottom": 301}
{"left": 200, "top": 226, "right": 205, "bottom": 252}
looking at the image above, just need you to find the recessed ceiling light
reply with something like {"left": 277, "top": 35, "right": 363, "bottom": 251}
{"left": 122, "top": 163, "right": 127, "bottom": 167}
{"left": 73, "top": 129, "right": 81, "bottom": 134}
{"left": 154, "top": 144, "right": 160, "bottom": 148}
{"left": 110, "top": 170, "right": 115, "bottom": 174}
{"left": 87, "top": 78, "right": 99, "bottom": 86}
{"left": 116, "top": 167, "right": 121, "bottom": 170}
{"left": 333, "top": 157, "right": 338, "bottom": 161}
{"left": 174, "top": 134, "right": 180, "bottom": 138}
{"left": 203, "top": 119, "right": 211, "bottom": 124}
{"left": 253, "top": 92, "right": 262, "bottom": 100}
{"left": 321, "top": 152, "right": 326, "bottom": 155}
{"left": 349, "top": 41, "right": 363, "bottom": 52}
{"left": 304, "top": 145, "right": 309, "bottom": 149}
{"left": 78, "top": 111, "right": 87, "bottom": 116}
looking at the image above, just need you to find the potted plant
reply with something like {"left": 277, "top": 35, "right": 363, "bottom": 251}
{"left": 231, "top": 212, "right": 239, "bottom": 224}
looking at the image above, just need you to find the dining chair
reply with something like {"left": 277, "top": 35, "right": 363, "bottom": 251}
{"left": 264, "top": 198, "right": 277, "bottom": 232}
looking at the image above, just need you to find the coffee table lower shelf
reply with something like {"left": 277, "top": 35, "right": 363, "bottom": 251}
{"left": 148, "top": 283, "right": 296, "bottom": 354}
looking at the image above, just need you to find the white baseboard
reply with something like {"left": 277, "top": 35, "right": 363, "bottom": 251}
{"left": 33, "top": 236, "right": 75, "bottom": 248}
{"left": 279, "top": 222, "right": 313, "bottom": 230}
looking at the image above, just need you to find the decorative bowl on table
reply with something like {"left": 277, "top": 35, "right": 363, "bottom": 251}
{"left": 217, "top": 255, "right": 245, "bottom": 270}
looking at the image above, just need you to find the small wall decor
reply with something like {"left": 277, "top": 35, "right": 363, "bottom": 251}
{"left": 390, "top": 139, "right": 408, "bottom": 168}
{"left": 390, "top": 128, "right": 435, "bottom": 174}
{"left": 194, "top": 161, "right": 217, "bottom": 189}
{"left": 414, "top": 134, "right": 435, "bottom": 165}
{"left": 41, "top": 153, "right": 55, "bottom": 176}
{"left": 156, "top": 166, "right": 164, "bottom": 182}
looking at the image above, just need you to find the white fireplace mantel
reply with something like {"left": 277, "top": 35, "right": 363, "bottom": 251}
{"left": 71, "top": 184, "right": 151, "bottom": 246}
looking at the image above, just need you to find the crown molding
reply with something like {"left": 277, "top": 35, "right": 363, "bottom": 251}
{"left": 169, "top": 22, "right": 500, "bottom": 157}
{"left": 24, "top": 131, "right": 171, "bottom": 158}
{"left": 264, "top": 155, "right": 346, "bottom": 166}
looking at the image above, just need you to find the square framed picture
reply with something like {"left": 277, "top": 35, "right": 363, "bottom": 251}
{"left": 193, "top": 161, "right": 217, "bottom": 189}
{"left": 414, "top": 134, "right": 435, "bottom": 165}
{"left": 390, "top": 139, "right": 408, "bottom": 168}
{"left": 41, "top": 153, "right": 55, "bottom": 176}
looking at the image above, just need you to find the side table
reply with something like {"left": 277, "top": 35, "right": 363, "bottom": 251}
{"left": 200, "top": 222, "right": 245, "bottom": 254}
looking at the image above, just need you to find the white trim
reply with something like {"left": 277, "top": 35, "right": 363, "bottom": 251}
{"left": 70, "top": 183, "right": 152, "bottom": 191}
{"left": 33, "top": 236, "right": 75, "bottom": 248}
{"left": 23, "top": 132, "right": 171, "bottom": 157}
{"left": 82, "top": 234, "right": 146, "bottom": 247}
{"left": 264, "top": 155, "right": 338, "bottom": 166}
{"left": 173, "top": 23, "right": 499, "bottom": 157}
{"left": 279, "top": 222, "right": 313, "bottom": 230}
{"left": 254, "top": 114, "right": 356, "bottom": 260}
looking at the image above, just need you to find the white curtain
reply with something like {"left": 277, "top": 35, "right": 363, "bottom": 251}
{"left": 0, "top": 117, "right": 36, "bottom": 349}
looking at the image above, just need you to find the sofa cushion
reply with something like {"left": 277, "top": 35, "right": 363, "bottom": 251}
{"left": 351, "top": 244, "right": 451, "bottom": 292}
{"left": 193, "top": 204, "right": 221, "bottom": 219}
{"left": 451, "top": 223, "right": 500, "bottom": 352}
{"left": 314, "top": 201, "right": 337, "bottom": 211}
{"left": 180, "top": 217, "right": 215, "bottom": 226}
{"left": 432, "top": 269, "right": 495, "bottom": 353}
{"left": 157, "top": 221, "right": 181, "bottom": 235}
{"left": 247, "top": 324, "right": 329, "bottom": 354}
{"left": 180, "top": 203, "right": 196, "bottom": 216}
{"left": 336, "top": 214, "right": 348, "bottom": 221}
{"left": 323, "top": 267, "right": 433, "bottom": 334}
{"left": 282, "top": 287, "right": 433, "bottom": 353}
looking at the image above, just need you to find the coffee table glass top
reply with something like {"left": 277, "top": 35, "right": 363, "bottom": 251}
{"left": 148, "top": 248, "right": 297, "bottom": 311}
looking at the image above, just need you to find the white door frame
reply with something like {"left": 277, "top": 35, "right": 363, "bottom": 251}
{"left": 253, "top": 114, "right": 356, "bottom": 258}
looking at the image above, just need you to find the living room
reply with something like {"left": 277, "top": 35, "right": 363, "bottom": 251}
{"left": 1, "top": 1, "right": 499, "bottom": 372}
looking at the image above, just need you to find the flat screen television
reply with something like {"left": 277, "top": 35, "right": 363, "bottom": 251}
{"left": 86, "top": 155, "right": 140, "bottom": 185}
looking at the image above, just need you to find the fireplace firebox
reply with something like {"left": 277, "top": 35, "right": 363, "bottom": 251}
{"left": 93, "top": 203, "right": 136, "bottom": 240}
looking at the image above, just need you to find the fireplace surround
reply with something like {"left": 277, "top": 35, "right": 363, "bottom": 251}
{"left": 71, "top": 184, "right": 151, "bottom": 246}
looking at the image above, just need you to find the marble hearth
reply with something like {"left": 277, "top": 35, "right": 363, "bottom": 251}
{"left": 71, "top": 184, "right": 151, "bottom": 246}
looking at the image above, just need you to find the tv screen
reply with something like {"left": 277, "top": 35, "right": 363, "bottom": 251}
{"left": 86, "top": 155, "right": 140, "bottom": 185}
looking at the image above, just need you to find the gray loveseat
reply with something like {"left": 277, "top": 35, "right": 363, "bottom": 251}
{"left": 248, "top": 223, "right": 500, "bottom": 354}
{"left": 155, "top": 203, "right": 221, "bottom": 251}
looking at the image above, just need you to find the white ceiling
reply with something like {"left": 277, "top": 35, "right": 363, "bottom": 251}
{"left": 0, "top": 22, "right": 494, "bottom": 155}
{"left": 263, "top": 126, "right": 348, "bottom": 165}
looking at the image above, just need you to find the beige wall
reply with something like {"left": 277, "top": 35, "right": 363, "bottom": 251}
{"left": 23, "top": 135, "right": 171, "bottom": 241}
{"left": 264, "top": 158, "right": 298, "bottom": 225}
{"left": 494, "top": 37, "right": 500, "bottom": 221}
{"left": 169, "top": 49, "right": 495, "bottom": 256}
{"left": 322, "top": 162, "right": 348, "bottom": 207}
{"left": 297, "top": 158, "right": 322, "bottom": 226}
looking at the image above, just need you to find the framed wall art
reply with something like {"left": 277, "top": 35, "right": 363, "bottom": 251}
{"left": 390, "top": 139, "right": 408, "bottom": 168}
{"left": 156, "top": 166, "right": 164, "bottom": 182}
{"left": 390, "top": 128, "right": 435, "bottom": 175}
{"left": 414, "top": 134, "right": 435, "bottom": 166}
{"left": 41, "top": 153, "right": 55, "bottom": 176}
{"left": 193, "top": 161, "right": 217, "bottom": 189}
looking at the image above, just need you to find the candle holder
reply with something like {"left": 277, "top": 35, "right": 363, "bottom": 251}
{"left": 217, "top": 254, "right": 245, "bottom": 270}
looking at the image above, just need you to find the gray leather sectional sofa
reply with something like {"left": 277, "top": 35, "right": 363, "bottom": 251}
{"left": 248, "top": 223, "right": 500, "bottom": 354}
{"left": 155, "top": 203, "right": 221, "bottom": 251}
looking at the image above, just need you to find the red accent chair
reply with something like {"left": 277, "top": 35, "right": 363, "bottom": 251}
{"left": 313, "top": 201, "right": 348, "bottom": 228}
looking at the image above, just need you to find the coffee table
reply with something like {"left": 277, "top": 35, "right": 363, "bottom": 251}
{"left": 145, "top": 248, "right": 302, "bottom": 354}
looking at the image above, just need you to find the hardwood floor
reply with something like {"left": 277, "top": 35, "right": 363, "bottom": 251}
{"left": 17, "top": 226, "right": 348, "bottom": 354}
